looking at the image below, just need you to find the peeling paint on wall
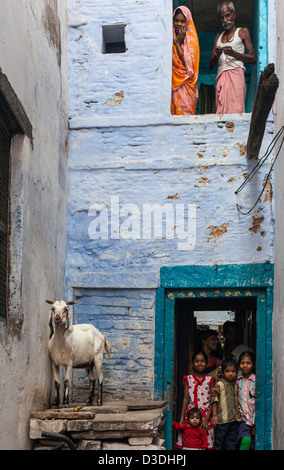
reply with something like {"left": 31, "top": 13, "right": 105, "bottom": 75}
{"left": 207, "top": 223, "right": 230, "bottom": 240}
{"left": 234, "top": 142, "right": 247, "bottom": 156}
{"left": 225, "top": 122, "right": 235, "bottom": 133}
{"left": 249, "top": 215, "right": 265, "bottom": 233}
{"left": 196, "top": 176, "right": 211, "bottom": 187}
{"left": 167, "top": 193, "right": 180, "bottom": 200}
{"left": 263, "top": 176, "right": 273, "bottom": 203}
{"left": 103, "top": 91, "right": 124, "bottom": 106}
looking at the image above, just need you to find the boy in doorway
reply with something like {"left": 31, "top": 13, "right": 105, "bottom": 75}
{"left": 211, "top": 358, "right": 243, "bottom": 450}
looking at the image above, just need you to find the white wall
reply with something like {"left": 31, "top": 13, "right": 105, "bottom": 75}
{"left": 273, "top": 0, "right": 284, "bottom": 450}
{"left": 0, "top": 0, "right": 68, "bottom": 449}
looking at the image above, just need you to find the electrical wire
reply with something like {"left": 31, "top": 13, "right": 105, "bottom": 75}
{"left": 235, "top": 125, "right": 284, "bottom": 215}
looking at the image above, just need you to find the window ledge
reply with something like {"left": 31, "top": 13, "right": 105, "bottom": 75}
{"left": 69, "top": 112, "right": 254, "bottom": 130}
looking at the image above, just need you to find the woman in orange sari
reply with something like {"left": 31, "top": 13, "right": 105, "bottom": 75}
{"left": 171, "top": 6, "right": 200, "bottom": 115}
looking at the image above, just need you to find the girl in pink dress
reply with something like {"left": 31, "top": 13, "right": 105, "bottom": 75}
{"left": 176, "top": 351, "right": 215, "bottom": 449}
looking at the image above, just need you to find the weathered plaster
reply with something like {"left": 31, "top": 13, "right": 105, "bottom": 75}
{"left": 42, "top": 0, "right": 62, "bottom": 55}
{"left": 273, "top": 0, "right": 284, "bottom": 451}
{"left": 0, "top": 0, "right": 68, "bottom": 450}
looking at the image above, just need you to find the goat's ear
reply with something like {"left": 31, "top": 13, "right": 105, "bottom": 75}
{"left": 66, "top": 296, "right": 83, "bottom": 305}
{"left": 46, "top": 300, "right": 55, "bottom": 305}
{"left": 49, "top": 312, "right": 54, "bottom": 339}
{"left": 64, "top": 309, "right": 73, "bottom": 337}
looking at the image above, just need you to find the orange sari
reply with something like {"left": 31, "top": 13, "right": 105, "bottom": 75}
{"left": 171, "top": 6, "right": 200, "bottom": 115}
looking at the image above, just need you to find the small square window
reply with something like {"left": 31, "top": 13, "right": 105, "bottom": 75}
{"left": 102, "top": 24, "right": 126, "bottom": 54}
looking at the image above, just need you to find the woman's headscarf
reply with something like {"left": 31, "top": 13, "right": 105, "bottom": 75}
{"left": 172, "top": 6, "right": 200, "bottom": 114}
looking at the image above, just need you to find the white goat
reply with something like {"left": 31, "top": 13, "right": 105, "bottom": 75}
{"left": 47, "top": 299, "right": 112, "bottom": 407}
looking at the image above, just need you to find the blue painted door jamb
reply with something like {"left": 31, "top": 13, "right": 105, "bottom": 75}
{"left": 155, "top": 263, "right": 273, "bottom": 450}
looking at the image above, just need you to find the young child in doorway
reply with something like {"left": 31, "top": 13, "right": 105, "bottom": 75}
{"left": 211, "top": 358, "right": 243, "bottom": 450}
{"left": 237, "top": 351, "right": 256, "bottom": 450}
{"left": 176, "top": 351, "right": 216, "bottom": 450}
{"left": 173, "top": 407, "right": 208, "bottom": 450}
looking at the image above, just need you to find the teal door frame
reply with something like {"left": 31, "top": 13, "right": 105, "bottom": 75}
{"left": 155, "top": 263, "right": 273, "bottom": 450}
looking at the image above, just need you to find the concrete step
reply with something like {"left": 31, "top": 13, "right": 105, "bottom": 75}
{"left": 30, "top": 400, "right": 167, "bottom": 450}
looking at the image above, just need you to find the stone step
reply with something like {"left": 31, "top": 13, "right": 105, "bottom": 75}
{"left": 30, "top": 400, "right": 167, "bottom": 449}
{"left": 30, "top": 401, "right": 166, "bottom": 440}
{"left": 67, "top": 410, "right": 164, "bottom": 433}
{"left": 69, "top": 430, "right": 159, "bottom": 440}
{"left": 67, "top": 400, "right": 166, "bottom": 412}
{"left": 101, "top": 441, "right": 165, "bottom": 451}
{"left": 31, "top": 410, "right": 96, "bottom": 420}
{"left": 30, "top": 418, "right": 68, "bottom": 439}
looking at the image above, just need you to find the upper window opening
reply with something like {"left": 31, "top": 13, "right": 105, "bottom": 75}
{"left": 172, "top": 0, "right": 265, "bottom": 116}
{"left": 102, "top": 24, "right": 126, "bottom": 54}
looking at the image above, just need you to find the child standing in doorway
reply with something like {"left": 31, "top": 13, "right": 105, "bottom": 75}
{"left": 211, "top": 358, "right": 243, "bottom": 450}
{"left": 176, "top": 351, "right": 215, "bottom": 449}
{"left": 237, "top": 351, "right": 256, "bottom": 450}
{"left": 173, "top": 407, "right": 208, "bottom": 450}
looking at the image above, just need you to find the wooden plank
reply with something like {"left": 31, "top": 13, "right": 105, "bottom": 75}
{"left": 246, "top": 63, "right": 279, "bottom": 159}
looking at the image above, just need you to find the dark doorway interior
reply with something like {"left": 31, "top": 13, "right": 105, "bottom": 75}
{"left": 174, "top": 296, "right": 257, "bottom": 424}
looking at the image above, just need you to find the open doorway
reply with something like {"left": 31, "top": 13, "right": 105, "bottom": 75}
{"left": 156, "top": 264, "right": 273, "bottom": 450}
{"left": 174, "top": 296, "right": 257, "bottom": 427}
{"left": 172, "top": 0, "right": 267, "bottom": 113}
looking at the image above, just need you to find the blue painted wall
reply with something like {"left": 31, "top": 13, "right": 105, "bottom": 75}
{"left": 71, "top": 287, "right": 156, "bottom": 401}
{"left": 65, "top": 0, "right": 275, "bottom": 424}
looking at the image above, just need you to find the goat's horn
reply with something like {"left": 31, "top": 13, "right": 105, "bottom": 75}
{"left": 46, "top": 300, "right": 55, "bottom": 304}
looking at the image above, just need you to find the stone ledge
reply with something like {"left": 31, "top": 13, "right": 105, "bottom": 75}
{"left": 31, "top": 410, "right": 96, "bottom": 420}
{"left": 69, "top": 112, "right": 253, "bottom": 131}
{"left": 128, "top": 437, "right": 153, "bottom": 446}
{"left": 69, "top": 430, "right": 159, "bottom": 440}
{"left": 30, "top": 419, "right": 67, "bottom": 440}
{"left": 101, "top": 441, "right": 165, "bottom": 451}
{"left": 30, "top": 400, "right": 167, "bottom": 450}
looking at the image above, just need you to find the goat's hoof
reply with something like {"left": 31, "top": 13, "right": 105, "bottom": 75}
{"left": 86, "top": 401, "right": 93, "bottom": 407}
{"left": 96, "top": 401, "right": 102, "bottom": 406}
